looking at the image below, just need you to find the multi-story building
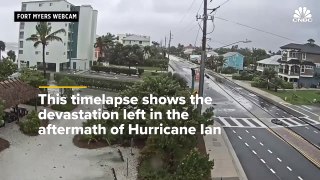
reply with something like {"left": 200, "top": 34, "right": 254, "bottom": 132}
{"left": 116, "top": 34, "right": 150, "bottom": 47}
{"left": 256, "top": 55, "right": 281, "bottom": 72}
{"left": 279, "top": 40, "right": 320, "bottom": 87}
{"left": 17, "top": 0, "right": 98, "bottom": 72}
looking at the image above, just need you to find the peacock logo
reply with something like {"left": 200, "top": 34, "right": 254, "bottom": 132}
{"left": 293, "top": 7, "right": 312, "bottom": 22}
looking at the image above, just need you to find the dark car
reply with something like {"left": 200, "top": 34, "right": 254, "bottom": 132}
{"left": 271, "top": 119, "right": 285, "bottom": 126}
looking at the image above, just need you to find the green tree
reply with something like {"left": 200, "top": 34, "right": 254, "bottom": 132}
{"left": 57, "top": 77, "right": 77, "bottom": 100}
{"left": 0, "top": 41, "right": 5, "bottom": 61}
{"left": 175, "top": 149, "right": 214, "bottom": 180}
{"left": 26, "top": 22, "right": 66, "bottom": 78}
{"left": 0, "top": 59, "right": 18, "bottom": 80}
{"left": 20, "top": 68, "right": 47, "bottom": 88}
{"left": 7, "top": 50, "right": 16, "bottom": 62}
{"left": 94, "top": 36, "right": 106, "bottom": 62}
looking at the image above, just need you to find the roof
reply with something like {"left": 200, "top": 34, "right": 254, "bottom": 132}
{"left": 223, "top": 52, "right": 244, "bottom": 58}
{"left": 257, "top": 55, "right": 281, "bottom": 65}
{"left": 207, "top": 51, "right": 219, "bottom": 57}
{"left": 123, "top": 35, "right": 150, "bottom": 42}
{"left": 0, "top": 79, "right": 40, "bottom": 108}
{"left": 280, "top": 43, "right": 320, "bottom": 54}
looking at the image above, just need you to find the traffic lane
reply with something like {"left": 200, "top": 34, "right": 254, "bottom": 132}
{"left": 222, "top": 80, "right": 302, "bottom": 118}
{"left": 236, "top": 128, "right": 301, "bottom": 180}
{"left": 225, "top": 128, "right": 278, "bottom": 180}
{"left": 248, "top": 128, "right": 320, "bottom": 179}
{"left": 290, "top": 125, "right": 320, "bottom": 148}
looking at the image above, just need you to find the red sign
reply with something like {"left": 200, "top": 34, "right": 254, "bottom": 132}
{"left": 195, "top": 70, "right": 200, "bottom": 81}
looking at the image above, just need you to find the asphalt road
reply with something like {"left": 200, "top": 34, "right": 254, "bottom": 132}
{"left": 169, "top": 56, "right": 320, "bottom": 180}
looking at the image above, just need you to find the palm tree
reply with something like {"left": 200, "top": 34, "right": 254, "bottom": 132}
{"left": 0, "top": 41, "right": 5, "bottom": 62}
{"left": 26, "top": 22, "right": 66, "bottom": 78}
{"left": 7, "top": 50, "right": 16, "bottom": 62}
{"left": 143, "top": 46, "right": 151, "bottom": 60}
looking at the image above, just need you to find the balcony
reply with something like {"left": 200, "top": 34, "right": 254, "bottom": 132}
{"left": 278, "top": 68, "right": 300, "bottom": 77}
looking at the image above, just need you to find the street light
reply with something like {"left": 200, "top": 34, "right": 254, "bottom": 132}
{"left": 196, "top": 39, "right": 252, "bottom": 114}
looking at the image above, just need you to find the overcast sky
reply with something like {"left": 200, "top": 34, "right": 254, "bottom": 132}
{"left": 0, "top": 0, "right": 319, "bottom": 51}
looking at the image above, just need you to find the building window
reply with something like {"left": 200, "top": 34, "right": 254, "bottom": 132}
{"left": 19, "top": 41, "right": 23, "bottom": 48}
{"left": 35, "top": 51, "right": 40, "bottom": 55}
{"left": 39, "top": 3, "right": 43, "bottom": 7}
{"left": 65, "top": 23, "right": 68, "bottom": 27}
{"left": 301, "top": 66, "right": 305, "bottom": 73}
{"left": 302, "top": 53, "right": 306, "bottom": 60}
{"left": 20, "top": 22, "right": 25, "bottom": 29}
{"left": 67, "top": 5, "right": 69, "bottom": 8}
{"left": 19, "top": 50, "right": 23, "bottom": 54}
{"left": 46, "top": 52, "right": 49, "bottom": 55}
{"left": 305, "top": 65, "right": 313, "bottom": 69}
{"left": 139, "top": 41, "right": 142, "bottom": 44}
{"left": 19, "top": 31, "right": 24, "bottom": 39}
{"left": 64, "top": 52, "right": 66, "bottom": 55}
{"left": 50, "top": 3, "right": 52, "bottom": 6}
{"left": 64, "top": 43, "right": 66, "bottom": 46}
{"left": 22, "top": 4, "right": 27, "bottom": 11}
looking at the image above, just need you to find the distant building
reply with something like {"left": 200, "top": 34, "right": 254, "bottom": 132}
{"left": 279, "top": 40, "right": 320, "bottom": 87}
{"left": 257, "top": 55, "right": 281, "bottom": 72}
{"left": 184, "top": 44, "right": 196, "bottom": 55}
{"left": 116, "top": 34, "right": 150, "bottom": 47}
{"left": 190, "top": 55, "right": 201, "bottom": 63}
{"left": 17, "top": 0, "right": 98, "bottom": 72}
{"left": 222, "top": 52, "right": 244, "bottom": 70}
{"left": 207, "top": 50, "right": 219, "bottom": 58}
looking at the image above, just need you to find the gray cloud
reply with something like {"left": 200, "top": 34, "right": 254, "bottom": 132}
{"left": 0, "top": 0, "right": 319, "bottom": 52}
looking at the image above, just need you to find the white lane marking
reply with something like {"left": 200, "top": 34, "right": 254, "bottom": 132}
{"left": 305, "top": 127, "right": 309, "bottom": 129}
{"left": 245, "top": 130, "right": 249, "bottom": 133}
{"left": 277, "top": 109, "right": 281, "bottom": 111}
{"left": 238, "top": 136, "right": 242, "bottom": 140}
{"left": 251, "top": 118, "right": 267, "bottom": 127}
{"left": 270, "top": 168, "right": 276, "bottom": 174}
{"left": 302, "top": 105, "right": 312, "bottom": 110}
{"left": 276, "top": 112, "right": 279, "bottom": 115}
{"left": 232, "top": 130, "right": 236, "bottom": 133}
{"left": 242, "top": 118, "right": 256, "bottom": 127}
{"left": 260, "top": 142, "right": 264, "bottom": 146}
{"left": 284, "top": 111, "right": 288, "bottom": 114}
{"left": 245, "top": 143, "right": 249, "bottom": 147}
{"left": 277, "top": 157, "right": 282, "bottom": 162}
{"left": 218, "top": 117, "right": 232, "bottom": 126}
{"left": 252, "top": 136, "right": 256, "bottom": 139}
{"left": 230, "top": 117, "right": 244, "bottom": 127}
{"left": 302, "top": 117, "right": 319, "bottom": 124}
{"left": 260, "top": 159, "right": 266, "bottom": 164}
{"left": 314, "top": 131, "right": 318, "bottom": 134}
{"left": 278, "top": 118, "right": 294, "bottom": 126}
{"left": 282, "top": 116, "right": 286, "bottom": 118}
{"left": 281, "top": 104, "right": 308, "bottom": 117}
{"left": 298, "top": 176, "right": 303, "bottom": 180}
{"left": 287, "top": 166, "right": 292, "bottom": 171}
{"left": 268, "top": 149, "right": 273, "bottom": 154}
{"left": 252, "top": 150, "right": 257, "bottom": 155}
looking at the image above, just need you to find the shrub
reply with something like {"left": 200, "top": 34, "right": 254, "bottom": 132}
{"left": 251, "top": 77, "right": 267, "bottom": 88}
{"left": 138, "top": 68, "right": 145, "bottom": 76}
{"left": 54, "top": 73, "right": 135, "bottom": 91}
{"left": 221, "top": 67, "right": 237, "bottom": 74}
{"left": 91, "top": 65, "right": 138, "bottom": 75}
{"left": 20, "top": 111, "right": 41, "bottom": 135}
{"left": 232, "top": 72, "right": 254, "bottom": 81}
{"left": 281, "top": 81, "right": 294, "bottom": 89}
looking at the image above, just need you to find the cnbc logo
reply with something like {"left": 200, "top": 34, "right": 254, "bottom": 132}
{"left": 293, "top": 7, "right": 312, "bottom": 22}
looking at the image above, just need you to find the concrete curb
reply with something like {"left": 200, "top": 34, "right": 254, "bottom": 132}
{"left": 220, "top": 125, "right": 248, "bottom": 180}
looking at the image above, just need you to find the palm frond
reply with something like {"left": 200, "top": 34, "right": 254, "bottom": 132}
{"left": 33, "top": 41, "right": 41, "bottom": 48}
{"left": 46, "top": 35, "right": 63, "bottom": 43}
{"left": 49, "top": 28, "right": 66, "bottom": 37}
{"left": 26, "top": 34, "right": 39, "bottom": 42}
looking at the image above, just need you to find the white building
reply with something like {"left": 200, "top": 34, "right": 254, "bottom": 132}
{"left": 116, "top": 34, "right": 150, "bottom": 47}
{"left": 17, "top": 0, "right": 98, "bottom": 72}
{"left": 256, "top": 55, "right": 281, "bottom": 72}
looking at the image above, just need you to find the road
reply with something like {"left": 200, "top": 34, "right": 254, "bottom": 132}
{"left": 169, "top": 55, "right": 320, "bottom": 180}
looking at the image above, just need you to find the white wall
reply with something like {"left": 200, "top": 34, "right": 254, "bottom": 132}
{"left": 18, "top": 0, "right": 71, "bottom": 70}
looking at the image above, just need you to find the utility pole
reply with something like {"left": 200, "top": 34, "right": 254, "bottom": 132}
{"left": 196, "top": 0, "right": 219, "bottom": 114}
{"left": 168, "top": 30, "right": 173, "bottom": 59}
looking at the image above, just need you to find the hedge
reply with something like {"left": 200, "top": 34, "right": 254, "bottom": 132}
{"left": 232, "top": 73, "right": 254, "bottom": 81}
{"left": 221, "top": 67, "right": 237, "bottom": 74}
{"left": 54, "top": 73, "right": 135, "bottom": 91}
{"left": 91, "top": 65, "right": 138, "bottom": 75}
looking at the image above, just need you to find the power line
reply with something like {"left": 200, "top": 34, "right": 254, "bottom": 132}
{"left": 194, "top": 26, "right": 201, "bottom": 47}
{"left": 179, "top": 0, "right": 198, "bottom": 23}
{"left": 215, "top": 16, "right": 301, "bottom": 42}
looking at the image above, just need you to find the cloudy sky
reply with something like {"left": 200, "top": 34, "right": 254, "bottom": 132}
{"left": 0, "top": 0, "right": 319, "bottom": 51}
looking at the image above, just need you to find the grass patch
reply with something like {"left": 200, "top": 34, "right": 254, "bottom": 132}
{"left": 265, "top": 89, "right": 320, "bottom": 105}
{"left": 51, "top": 103, "right": 77, "bottom": 112}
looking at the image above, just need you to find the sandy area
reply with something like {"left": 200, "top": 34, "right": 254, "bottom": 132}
{"left": 0, "top": 89, "right": 139, "bottom": 180}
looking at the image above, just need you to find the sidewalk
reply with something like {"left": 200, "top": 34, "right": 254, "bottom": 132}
{"left": 204, "top": 124, "right": 247, "bottom": 180}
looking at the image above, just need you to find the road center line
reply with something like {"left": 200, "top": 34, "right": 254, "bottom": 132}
{"left": 232, "top": 130, "right": 236, "bottom": 133}
{"left": 252, "top": 136, "right": 256, "bottom": 139}
{"left": 287, "top": 166, "right": 292, "bottom": 171}
{"left": 245, "top": 130, "right": 249, "bottom": 133}
{"left": 238, "top": 136, "right": 242, "bottom": 140}
{"left": 298, "top": 176, "right": 303, "bottom": 180}
{"left": 245, "top": 143, "right": 249, "bottom": 147}
{"left": 277, "top": 157, "right": 282, "bottom": 162}
{"left": 259, "top": 142, "right": 264, "bottom": 146}
{"left": 314, "top": 131, "right": 318, "bottom": 134}
{"left": 268, "top": 149, "right": 273, "bottom": 154}
{"left": 260, "top": 159, "right": 266, "bottom": 164}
